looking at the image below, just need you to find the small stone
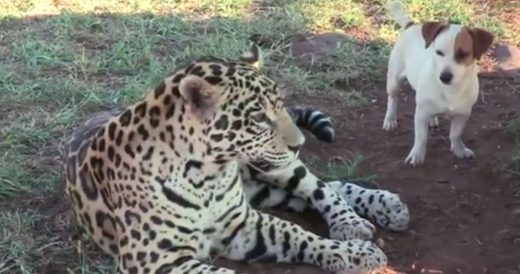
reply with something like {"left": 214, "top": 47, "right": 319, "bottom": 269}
{"left": 375, "top": 238, "right": 385, "bottom": 248}
{"left": 493, "top": 43, "right": 520, "bottom": 79}
{"left": 290, "top": 32, "right": 350, "bottom": 66}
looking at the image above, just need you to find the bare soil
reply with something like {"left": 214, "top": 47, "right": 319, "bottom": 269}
{"left": 217, "top": 78, "right": 520, "bottom": 274}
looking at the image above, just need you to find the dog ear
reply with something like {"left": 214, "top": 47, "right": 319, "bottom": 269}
{"left": 468, "top": 27, "right": 494, "bottom": 60}
{"left": 422, "top": 21, "right": 448, "bottom": 48}
{"left": 179, "top": 75, "right": 221, "bottom": 121}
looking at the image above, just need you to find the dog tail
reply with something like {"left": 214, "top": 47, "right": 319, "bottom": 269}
{"left": 386, "top": 0, "right": 413, "bottom": 29}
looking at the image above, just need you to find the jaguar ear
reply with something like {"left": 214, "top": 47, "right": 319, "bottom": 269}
{"left": 179, "top": 75, "right": 221, "bottom": 121}
{"left": 240, "top": 42, "right": 263, "bottom": 69}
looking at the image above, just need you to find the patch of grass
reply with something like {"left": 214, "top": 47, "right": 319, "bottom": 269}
{"left": 320, "top": 155, "right": 378, "bottom": 182}
{"left": 300, "top": 154, "right": 377, "bottom": 184}
{"left": 406, "top": 0, "right": 472, "bottom": 23}
{"left": 376, "top": 0, "right": 515, "bottom": 42}
{"left": 2, "top": 117, "right": 52, "bottom": 151}
{"left": 322, "top": 39, "right": 390, "bottom": 85}
{"left": 0, "top": 0, "right": 253, "bottom": 18}
{"left": 12, "top": 34, "right": 75, "bottom": 71}
{"left": 0, "top": 167, "right": 29, "bottom": 199}
{"left": 0, "top": 105, "right": 86, "bottom": 198}
{"left": 0, "top": 149, "right": 59, "bottom": 199}
{"left": 0, "top": 210, "right": 43, "bottom": 274}
{"left": 280, "top": 38, "right": 390, "bottom": 105}
{"left": 280, "top": 65, "right": 327, "bottom": 92}
{"left": 282, "top": 0, "right": 368, "bottom": 31}
{"left": 0, "top": 209, "right": 113, "bottom": 274}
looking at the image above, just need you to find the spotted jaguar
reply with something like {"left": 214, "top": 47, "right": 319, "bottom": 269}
{"left": 63, "top": 43, "right": 398, "bottom": 274}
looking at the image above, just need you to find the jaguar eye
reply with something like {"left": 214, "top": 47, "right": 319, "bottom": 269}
{"left": 251, "top": 113, "right": 273, "bottom": 129}
{"left": 252, "top": 113, "right": 268, "bottom": 123}
{"left": 258, "top": 97, "right": 267, "bottom": 107}
{"left": 436, "top": 50, "right": 444, "bottom": 57}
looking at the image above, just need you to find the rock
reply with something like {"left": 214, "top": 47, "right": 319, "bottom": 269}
{"left": 493, "top": 43, "right": 520, "bottom": 79}
{"left": 290, "top": 32, "right": 350, "bottom": 57}
{"left": 289, "top": 32, "right": 351, "bottom": 66}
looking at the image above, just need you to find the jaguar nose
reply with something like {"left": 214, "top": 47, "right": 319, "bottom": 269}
{"left": 288, "top": 145, "right": 302, "bottom": 153}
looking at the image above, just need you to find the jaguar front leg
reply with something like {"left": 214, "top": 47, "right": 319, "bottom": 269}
{"left": 243, "top": 176, "right": 410, "bottom": 232}
{"left": 220, "top": 207, "right": 387, "bottom": 274}
{"left": 244, "top": 160, "right": 376, "bottom": 241}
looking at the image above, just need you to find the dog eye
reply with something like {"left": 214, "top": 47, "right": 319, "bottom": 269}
{"left": 456, "top": 51, "right": 469, "bottom": 59}
{"left": 435, "top": 50, "right": 444, "bottom": 57}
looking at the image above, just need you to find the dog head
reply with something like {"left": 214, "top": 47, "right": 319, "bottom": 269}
{"left": 422, "top": 22, "right": 494, "bottom": 85}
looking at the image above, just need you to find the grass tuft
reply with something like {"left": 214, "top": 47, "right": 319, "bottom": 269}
{"left": 0, "top": 210, "right": 42, "bottom": 274}
{"left": 0, "top": 209, "right": 113, "bottom": 274}
{"left": 320, "top": 155, "right": 378, "bottom": 182}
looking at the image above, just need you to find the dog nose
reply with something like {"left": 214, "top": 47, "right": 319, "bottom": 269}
{"left": 288, "top": 144, "right": 302, "bottom": 153}
{"left": 440, "top": 72, "right": 453, "bottom": 84}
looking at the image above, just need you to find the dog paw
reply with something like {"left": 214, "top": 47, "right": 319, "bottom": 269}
{"left": 451, "top": 146, "right": 475, "bottom": 159}
{"left": 329, "top": 218, "right": 376, "bottom": 241}
{"left": 382, "top": 118, "right": 397, "bottom": 131}
{"left": 405, "top": 148, "right": 426, "bottom": 166}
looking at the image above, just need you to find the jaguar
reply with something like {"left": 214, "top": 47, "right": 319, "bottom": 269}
{"left": 63, "top": 43, "right": 406, "bottom": 273}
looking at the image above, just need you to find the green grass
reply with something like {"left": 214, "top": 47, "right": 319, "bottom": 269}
{"left": 321, "top": 155, "right": 378, "bottom": 182}
{"left": 0, "top": 0, "right": 381, "bottom": 198}
{"left": 302, "top": 154, "right": 377, "bottom": 182}
{"left": 0, "top": 209, "right": 113, "bottom": 274}
{"left": 0, "top": 0, "right": 518, "bottom": 273}
{"left": 275, "top": 0, "right": 368, "bottom": 31}
{"left": 0, "top": 210, "right": 43, "bottom": 274}
{"left": 375, "top": 0, "right": 517, "bottom": 42}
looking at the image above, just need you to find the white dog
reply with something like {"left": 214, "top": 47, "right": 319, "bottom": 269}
{"left": 382, "top": 1, "right": 494, "bottom": 166}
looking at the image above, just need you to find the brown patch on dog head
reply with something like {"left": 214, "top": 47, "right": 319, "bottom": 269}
{"left": 454, "top": 27, "right": 474, "bottom": 66}
{"left": 422, "top": 21, "right": 449, "bottom": 48}
{"left": 454, "top": 27, "right": 494, "bottom": 65}
{"left": 468, "top": 27, "right": 494, "bottom": 60}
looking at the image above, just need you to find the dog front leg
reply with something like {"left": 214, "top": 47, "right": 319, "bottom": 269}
{"left": 405, "top": 105, "right": 432, "bottom": 165}
{"left": 449, "top": 112, "right": 474, "bottom": 159}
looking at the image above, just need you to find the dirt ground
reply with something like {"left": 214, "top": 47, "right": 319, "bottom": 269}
{"left": 215, "top": 78, "right": 520, "bottom": 274}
